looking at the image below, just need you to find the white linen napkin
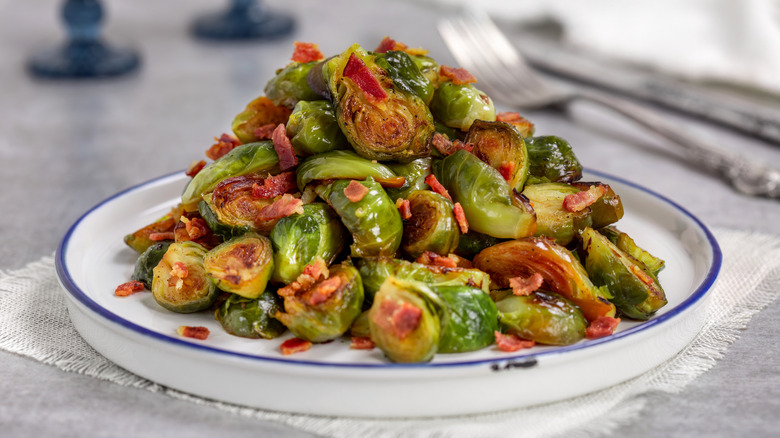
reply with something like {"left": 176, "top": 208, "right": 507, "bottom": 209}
{"left": 420, "top": 0, "right": 780, "bottom": 95}
{"left": 1, "top": 228, "right": 780, "bottom": 438}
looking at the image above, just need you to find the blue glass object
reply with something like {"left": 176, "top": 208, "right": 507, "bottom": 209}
{"left": 192, "top": 0, "right": 294, "bottom": 40}
{"left": 28, "top": 0, "right": 140, "bottom": 79}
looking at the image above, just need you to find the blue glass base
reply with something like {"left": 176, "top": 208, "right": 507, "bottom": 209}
{"left": 28, "top": 41, "right": 140, "bottom": 79}
{"left": 192, "top": 9, "right": 294, "bottom": 40}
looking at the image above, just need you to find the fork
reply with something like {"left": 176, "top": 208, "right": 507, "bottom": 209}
{"left": 438, "top": 13, "right": 780, "bottom": 199}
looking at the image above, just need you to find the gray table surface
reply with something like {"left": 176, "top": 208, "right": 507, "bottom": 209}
{"left": 2, "top": 1, "right": 779, "bottom": 436}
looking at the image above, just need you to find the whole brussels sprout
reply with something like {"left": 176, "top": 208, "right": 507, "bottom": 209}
{"left": 496, "top": 291, "right": 587, "bottom": 346}
{"left": 215, "top": 291, "right": 286, "bottom": 339}
{"left": 429, "top": 82, "right": 495, "bottom": 131}
{"left": 131, "top": 241, "right": 171, "bottom": 288}
{"left": 152, "top": 241, "right": 218, "bottom": 313}
{"left": 231, "top": 96, "right": 292, "bottom": 144}
{"left": 465, "top": 120, "right": 530, "bottom": 192}
{"left": 521, "top": 182, "right": 593, "bottom": 246}
{"left": 385, "top": 157, "right": 432, "bottom": 201}
{"left": 285, "top": 100, "right": 349, "bottom": 156}
{"left": 401, "top": 190, "right": 459, "bottom": 259}
{"left": 434, "top": 285, "right": 498, "bottom": 353}
{"left": 296, "top": 150, "right": 400, "bottom": 191}
{"left": 203, "top": 233, "right": 274, "bottom": 299}
{"left": 374, "top": 50, "right": 434, "bottom": 104}
{"left": 525, "top": 136, "right": 583, "bottom": 185}
{"left": 264, "top": 62, "right": 322, "bottom": 109}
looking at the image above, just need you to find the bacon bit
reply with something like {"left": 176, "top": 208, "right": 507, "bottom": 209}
{"left": 350, "top": 336, "right": 375, "bottom": 350}
{"left": 498, "top": 161, "right": 515, "bottom": 182}
{"left": 416, "top": 251, "right": 458, "bottom": 268}
{"left": 450, "top": 254, "right": 474, "bottom": 269}
{"left": 281, "top": 337, "right": 312, "bottom": 355}
{"left": 308, "top": 276, "right": 343, "bottom": 306}
{"left": 586, "top": 316, "right": 621, "bottom": 339}
{"left": 374, "top": 36, "right": 400, "bottom": 53}
{"left": 251, "top": 171, "right": 297, "bottom": 199}
{"left": 291, "top": 41, "right": 324, "bottom": 63}
{"left": 453, "top": 202, "right": 469, "bottom": 233}
{"left": 206, "top": 134, "right": 241, "bottom": 161}
{"left": 171, "top": 262, "right": 189, "bottom": 280}
{"left": 257, "top": 193, "right": 304, "bottom": 221}
{"left": 431, "top": 132, "right": 454, "bottom": 155}
{"left": 496, "top": 112, "right": 535, "bottom": 137}
{"left": 343, "top": 53, "right": 388, "bottom": 102}
{"left": 177, "top": 325, "right": 210, "bottom": 340}
{"left": 375, "top": 176, "right": 406, "bottom": 189}
{"left": 115, "top": 280, "right": 145, "bottom": 297}
{"left": 185, "top": 160, "right": 207, "bottom": 178}
{"left": 278, "top": 259, "right": 328, "bottom": 298}
{"left": 440, "top": 65, "right": 477, "bottom": 85}
{"left": 377, "top": 299, "right": 423, "bottom": 340}
{"left": 424, "top": 174, "right": 452, "bottom": 202}
{"left": 508, "top": 273, "right": 544, "bottom": 296}
{"left": 179, "top": 216, "right": 209, "bottom": 240}
{"left": 253, "top": 123, "right": 277, "bottom": 140}
{"left": 344, "top": 180, "right": 369, "bottom": 202}
{"left": 495, "top": 332, "right": 536, "bottom": 352}
{"left": 630, "top": 265, "right": 656, "bottom": 286}
{"left": 149, "top": 231, "right": 175, "bottom": 241}
{"left": 395, "top": 198, "right": 412, "bottom": 219}
{"left": 563, "top": 185, "right": 608, "bottom": 212}
{"left": 303, "top": 258, "right": 329, "bottom": 281}
{"left": 271, "top": 124, "right": 299, "bottom": 171}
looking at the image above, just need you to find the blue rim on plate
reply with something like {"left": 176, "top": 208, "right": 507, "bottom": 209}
{"left": 55, "top": 169, "right": 722, "bottom": 369}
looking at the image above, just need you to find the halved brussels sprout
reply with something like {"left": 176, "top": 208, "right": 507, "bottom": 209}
{"left": 369, "top": 277, "right": 446, "bottom": 363}
{"left": 181, "top": 142, "right": 280, "bottom": 211}
{"left": 521, "top": 182, "right": 593, "bottom": 245}
{"left": 296, "top": 150, "right": 400, "bottom": 191}
{"left": 329, "top": 44, "right": 435, "bottom": 161}
{"left": 215, "top": 291, "right": 286, "bottom": 339}
{"left": 270, "top": 203, "right": 346, "bottom": 284}
{"left": 496, "top": 291, "right": 587, "bottom": 346}
{"left": 599, "top": 226, "right": 665, "bottom": 276}
{"left": 454, "top": 230, "right": 506, "bottom": 259}
{"left": 231, "top": 96, "right": 292, "bottom": 144}
{"left": 275, "top": 263, "right": 364, "bottom": 343}
{"left": 375, "top": 50, "right": 434, "bottom": 104}
{"left": 152, "top": 241, "right": 218, "bottom": 313}
{"left": 203, "top": 233, "right": 274, "bottom": 299}
{"left": 465, "top": 120, "right": 529, "bottom": 192}
{"left": 199, "top": 178, "right": 281, "bottom": 235}
{"left": 357, "top": 256, "right": 490, "bottom": 304}
{"left": 581, "top": 227, "right": 667, "bottom": 320}
{"left": 124, "top": 215, "right": 176, "bottom": 253}
{"left": 385, "top": 157, "right": 432, "bottom": 201}
{"left": 571, "top": 181, "right": 624, "bottom": 229}
{"left": 316, "top": 177, "right": 402, "bottom": 258}
{"left": 525, "top": 136, "right": 583, "bottom": 185}
{"left": 429, "top": 82, "right": 495, "bottom": 131}
{"left": 434, "top": 149, "right": 536, "bottom": 239}
{"left": 473, "top": 238, "right": 615, "bottom": 322}
{"left": 264, "top": 61, "right": 322, "bottom": 109}
{"left": 285, "top": 100, "right": 349, "bottom": 157}
{"left": 401, "top": 190, "right": 459, "bottom": 259}
{"left": 131, "top": 242, "right": 171, "bottom": 288}
{"left": 435, "top": 285, "right": 498, "bottom": 353}
{"left": 198, "top": 199, "right": 250, "bottom": 240}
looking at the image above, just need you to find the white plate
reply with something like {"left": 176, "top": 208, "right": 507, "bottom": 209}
{"left": 56, "top": 169, "right": 720, "bottom": 418}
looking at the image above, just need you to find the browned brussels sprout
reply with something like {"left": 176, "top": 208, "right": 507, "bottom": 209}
{"left": 152, "top": 241, "right": 218, "bottom": 313}
{"left": 474, "top": 238, "right": 616, "bottom": 322}
{"left": 215, "top": 291, "right": 286, "bottom": 339}
{"left": 525, "top": 136, "right": 583, "bottom": 184}
{"left": 203, "top": 233, "right": 274, "bottom": 299}
{"left": 521, "top": 182, "right": 593, "bottom": 245}
{"left": 401, "top": 190, "right": 459, "bottom": 259}
{"left": 429, "top": 82, "right": 495, "bottom": 131}
{"left": 571, "top": 182, "right": 624, "bottom": 228}
{"left": 435, "top": 285, "right": 498, "bottom": 353}
{"left": 231, "top": 96, "right": 292, "bottom": 144}
{"left": 264, "top": 62, "right": 322, "bottom": 109}
{"left": 496, "top": 291, "right": 587, "bottom": 345}
{"left": 199, "top": 177, "right": 283, "bottom": 235}
{"left": 465, "top": 120, "right": 529, "bottom": 192}
{"left": 124, "top": 214, "right": 177, "bottom": 253}
{"left": 598, "top": 226, "right": 665, "bottom": 276}
{"left": 275, "top": 263, "right": 364, "bottom": 343}
{"left": 581, "top": 227, "right": 667, "bottom": 320}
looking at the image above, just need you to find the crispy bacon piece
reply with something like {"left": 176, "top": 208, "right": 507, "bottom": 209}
{"left": 271, "top": 124, "right": 299, "bottom": 171}
{"left": 563, "top": 185, "right": 608, "bottom": 212}
{"left": 149, "top": 231, "right": 175, "bottom": 241}
{"left": 344, "top": 180, "right": 369, "bottom": 202}
{"left": 308, "top": 276, "right": 343, "bottom": 306}
{"left": 350, "top": 336, "right": 375, "bottom": 350}
{"left": 256, "top": 193, "right": 304, "bottom": 221}
{"left": 495, "top": 332, "right": 536, "bottom": 352}
{"left": 177, "top": 326, "right": 209, "bottom": 340}
{"left": 206, "top": 134, "right": 241, "bottom": 161}
{"left": 278, "top": 259, "right": 329, "bottom": 299}
{"left": 430, "top": 133, "right": 473, "bottom": 156}
{"left": 291, "top": 41, "right": 324, "bottom": 63}
{"left": 280, "top": 337, "right": 312, "bottom": 355}
{"left": 186, "top": 160, "right": 207, "bottom": 178}
{"left": 395, "top": 198, "right": 412, "bottom": 219}
{"left": 496, "top": 112, "right": 524, "bottom": 123}
{"left": 416, "top": 251, "right": 458, "bottom": 268}
{"left": 440, "top": 65, "right": 477, "bottom": 85}
{"left": 253, "top": 123, "right": 277, "bottom": 140}
{"left": 424, "top": 174, "right": 452, "bottom": 202}
{"left": 179, "top": 216, "right": 209, "bottom": 240}
{"left": 251, "top": 171, "right": 297, "bottom": 199}
{"left": 453, "top": 202, "right": 469, "bottom": 233}
{"left": 630, "top": 265, "right": 656, "bottom": 286}
{"left": 115, "top": 280, "right": 145, "bottom": 297}
{"left": 343, "top": 53, "right": 388, "bottom": 102}
{"left": 586, "top": 316, "right": 621, "bottom": 339}
{"left": 374, "top": 36, "right": 400, "bottom": 53}
{"left": 498, "top": 161, "right": 515, "bottom": 182}
{"left": 303, "top": 258, "right": 330, "bottom": 281}
{"left": 376, "top": 299, "right": 423, "bottom": 340}
{"left": 509, "top": 273, "right": 544, "bottom": 296}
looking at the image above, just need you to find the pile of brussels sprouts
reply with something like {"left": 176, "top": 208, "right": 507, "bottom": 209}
{"left": 123, "top": 41, "right": 668, "bottom": 363}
